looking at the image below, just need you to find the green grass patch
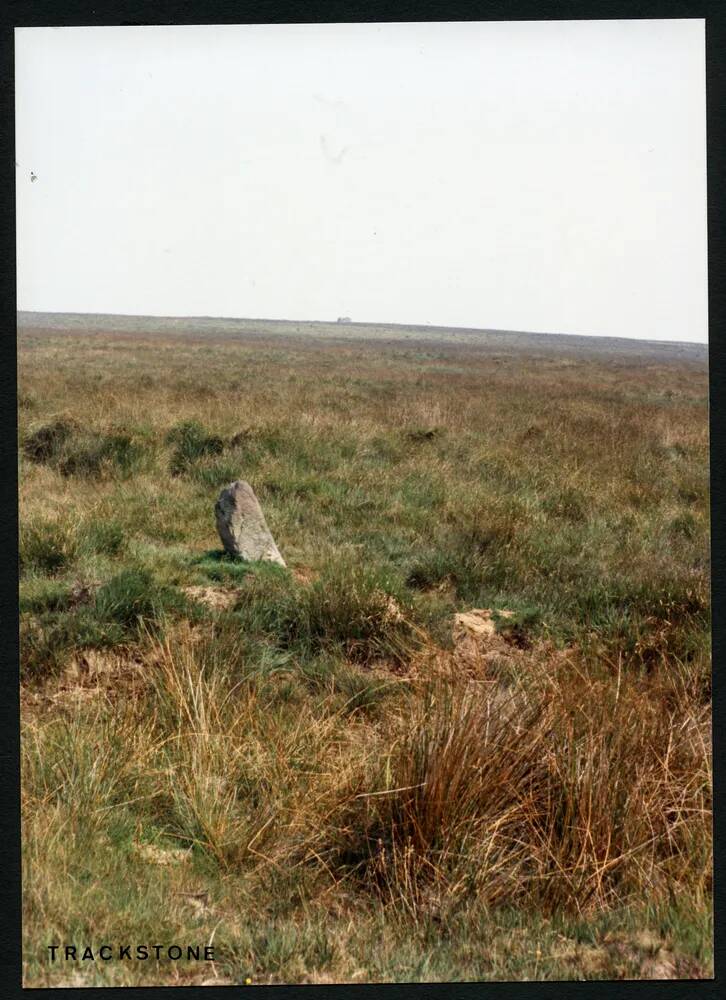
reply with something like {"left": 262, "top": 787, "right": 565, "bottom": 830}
{"left": 21, "top": 419, "right": 149, "bottom": 479}
{"left": 20, "top": 568, "right": 204, "bottom": 680}
{"left": 234, "top": 561, "right": 420, "bottom": 666}
{"left": 166, "top": 420, "right": 225, "bottom": 476}
{"left": 20, "top": 516, "right": 78, "bottom": 575}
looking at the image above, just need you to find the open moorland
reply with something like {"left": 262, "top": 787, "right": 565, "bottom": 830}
{"left": 18, "top": 314, "right": 711, "bottom": 985}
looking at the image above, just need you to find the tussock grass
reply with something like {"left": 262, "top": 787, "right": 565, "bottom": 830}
{"left": 23, "top": 416, "right": 77, "bottom": 463}
{"left": 19, "top": 328, "right": 711, "bottom": 984}
{"left": 232, "top": 560, "right": 421, "bottom": 666}
{"left": 20, "top": 569, "right": 200, "bottom": 680}
{"left": 20, "top": 515, "right": 79, "bottom": 575}
{"left": 84, "top": 518, "right": 126, "bottom": 557}
{"left": 319, "top": 660, "right": 710, "bottom": 917}
{"left": 23, "top": 418, "right": 149, "bottom": 479}
{"left": 166, "top": 419, "right": 225, "bottom": 477}
{"left": 21, "top": 628, "right": 711, "bottom": 984}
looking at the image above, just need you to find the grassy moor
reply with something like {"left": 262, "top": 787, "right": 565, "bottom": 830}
{"left": 18, "top": 314, "right": 711, "bottom": 985}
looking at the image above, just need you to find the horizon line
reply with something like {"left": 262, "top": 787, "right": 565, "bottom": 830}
{"left": 16, "top": 309, "right": 708, "bottom": 348}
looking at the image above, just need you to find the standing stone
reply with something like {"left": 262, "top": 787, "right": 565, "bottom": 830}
{"left": 215, "top": 480, "right": 286, "bottom": 566}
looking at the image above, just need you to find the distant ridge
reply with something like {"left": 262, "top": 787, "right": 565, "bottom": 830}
{"left": 17, "top": 311, "right": 707, "bottom": 362}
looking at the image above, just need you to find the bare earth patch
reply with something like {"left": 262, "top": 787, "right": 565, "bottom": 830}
{"left": 452, "top": 607, "right": 519, "bottom": 675}
{"left": 183, "top": 585, "right": 239, "bottom": 612}
{"left": 550, "top": 929, "right": 708, "bottom": 980}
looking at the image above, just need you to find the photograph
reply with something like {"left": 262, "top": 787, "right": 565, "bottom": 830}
{"left": 16, "top": 19, "right": 712, "bottom": 986}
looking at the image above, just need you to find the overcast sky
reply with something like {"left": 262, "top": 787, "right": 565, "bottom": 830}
{"left": 15, "top": 20, "right": 707, "bottom": 342}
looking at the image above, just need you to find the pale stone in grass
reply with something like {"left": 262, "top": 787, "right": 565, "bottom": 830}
{"left": 214, "top": 480, "right": 286, "bottom": 566}
{"left": 452, "top": 608, "right": 517, "bottom": 674}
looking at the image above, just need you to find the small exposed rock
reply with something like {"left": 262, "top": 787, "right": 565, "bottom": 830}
{"left": 452, "top": 608, "right": 517, "bottom": 673}
{"left": 133, "top": 842, "right": 191, "bottom": 866}
{"left": 214, "top": 480, "right": 286, "bottom": 566}
{"left": 455, "top": 608, "right": 499, "bottom": 640}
